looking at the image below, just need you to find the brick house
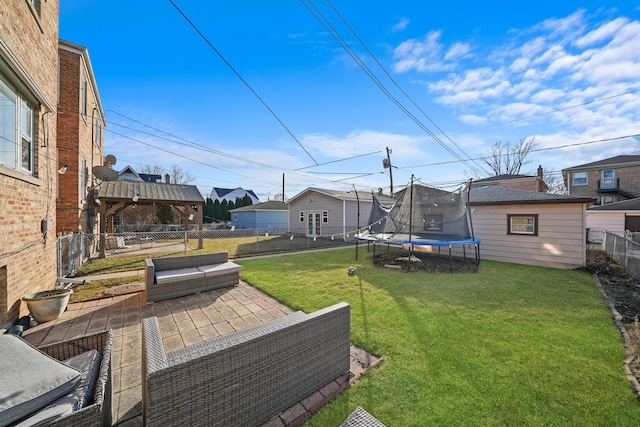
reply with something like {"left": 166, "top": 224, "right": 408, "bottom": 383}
{"left": 56, "top": 39, "right": 105, "bottom": 234}
{"left": 0, "top": 0, "right": 60, "bottom": 323}
{"left": 562, "top": 155, "right": 640, "bottom": 205}
{"left": 471, "top": 165, "right": 548, "bottom": 192}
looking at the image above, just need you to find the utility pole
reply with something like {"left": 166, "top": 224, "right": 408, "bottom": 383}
{"left": 382, "top": 147, "right": 394, "bottom": 195}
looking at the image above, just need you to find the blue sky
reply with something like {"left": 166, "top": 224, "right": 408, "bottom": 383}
{"left": 60, "top": 1, "right": 640, "bottom": 200}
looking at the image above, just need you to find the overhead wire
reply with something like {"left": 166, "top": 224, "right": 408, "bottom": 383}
{"left": 168, "top": 0, "right": 319, "bottom": 165}
{"left": 323, "top": 0, "right": 490, "bottom": 177}
{"left": 301, "top": 0, "right": 488, "bottom": 177}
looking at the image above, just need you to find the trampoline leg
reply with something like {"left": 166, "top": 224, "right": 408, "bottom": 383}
{"left": 449, "top": 245, "right": 453, "bottom": 272}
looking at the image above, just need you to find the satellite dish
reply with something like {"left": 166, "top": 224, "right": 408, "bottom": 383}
{"left": 104, "top": 154, "right": 117, "bottom": 166}
{"left": 92, "top": 165, "right": 119, "bottom": 181}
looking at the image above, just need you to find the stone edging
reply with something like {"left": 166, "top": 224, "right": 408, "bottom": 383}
{"left": 592, "top": 274, "right": 640, "bottom": 400}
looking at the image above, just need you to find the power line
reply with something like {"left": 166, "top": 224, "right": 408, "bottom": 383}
{"left": 168, "top": 0, "right": 319, "bottom": 165}
{"left": 301, "top": 0, "right": 488, "bottom": 177}
{"left": 323, "top": 0, "right": 490, "bottom": 177}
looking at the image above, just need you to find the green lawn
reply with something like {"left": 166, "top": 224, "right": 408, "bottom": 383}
{"left": 238, "top": 247, "right": 640, "bottom": 426}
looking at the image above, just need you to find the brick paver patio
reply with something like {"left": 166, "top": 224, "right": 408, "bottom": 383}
{"left": 22, "top": 281, "right": 379, "bottom": 426}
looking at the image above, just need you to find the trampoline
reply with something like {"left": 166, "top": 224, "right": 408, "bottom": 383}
{"left": 356, "top": 177, "right": 481, "bottom": 271}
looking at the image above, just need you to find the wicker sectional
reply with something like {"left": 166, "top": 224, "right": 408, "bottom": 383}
{"left": 35, "top": 330, "right": 113, "bottom": 427}
{"left": 142, "top": 302, "right": 351, "bottom": 427}
{"left": 144, "top": 252, "right": 241, "bottom": 303}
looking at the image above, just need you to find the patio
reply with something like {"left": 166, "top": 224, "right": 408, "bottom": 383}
{"left": 22, "top": 282, "right": 379, "bottom": 426}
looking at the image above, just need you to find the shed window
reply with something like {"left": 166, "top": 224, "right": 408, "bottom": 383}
{"left": 299, "top": 211, "right": 304, "bottom": 223}
{"left": 322, "top": 210, "right": 328, "bottom": 223}
{"left": 507, "top": 214, "right": 538, "bottom": 236}
{"left": 233, "top": 214, "right": 238, "bottom": 220}
{"left": 572, "top": 172, "right": 587, "bottom": 185}
{"left": 424, "top": 214, "right": 443, "bottom": 231}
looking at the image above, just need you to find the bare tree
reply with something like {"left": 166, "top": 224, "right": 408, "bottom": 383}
{"left": 140, "top": 163, "right": 195, "bottom": 185}
{"left": 482, "top": 137, "right": 536, "bottom": 175}
{"left": 170, "top": 163, "right": 195, "bottom": 185}
{"left": 542, "top": 167, "right": 567, "bottom": 195}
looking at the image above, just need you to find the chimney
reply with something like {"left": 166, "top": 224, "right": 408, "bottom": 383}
{"left": 537, "top": 165, "right": 543, "bottom": 177}
{"left": 165, "top": 173, "right": 170, "bottom": 184}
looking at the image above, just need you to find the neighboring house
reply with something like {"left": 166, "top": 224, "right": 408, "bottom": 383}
{"left": 230, "top": 200, "right": 288, "bottom": 232}
{"left": 210, "top": 187, "right": 259, "bottom": 204}
{"left": 463, "top": 187, "right": 592, "bottom": 269}
{"left": 585, "top": 198, "right": 640, "bottom": 243}
{"left": 562, "top": 155, "right": 640, "bottom": 205}
{"left": 288, "top": 188, "right": 392, "bottom": 238}
{"left": 0, "top": 1, "right": 59, "bottom": 323}
{"left": 118, "top": 165, "right": 144, "bottom": 181}
{"left": 471, "top": 165, "right": 548, "bottom": 192}
{"left": 56, "top": 39, "right": 105, "bottom": 234}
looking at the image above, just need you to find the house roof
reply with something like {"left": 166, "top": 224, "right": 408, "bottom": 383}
{"left": 211, "top": 187, "right": 259, "bottom": 201}
{"left": 562, "top": 155, "right": 640, "bottom": 172}
{"left": 230, "top": 200, "right": 288, "bottom": 212}
{"left": 97, "top": 181, "right": 204, "bottom": 203}
{"left": 473, "top": 174, "right": 534, "bottom": 183}
{"left": 587, "top": 198, "right": 640, "bottom": 211}
{"left": 288, "top": 187, "right": 394, "bottom": 204}
{"left": 469, "top": 187, "right": 593, "bottom": 205}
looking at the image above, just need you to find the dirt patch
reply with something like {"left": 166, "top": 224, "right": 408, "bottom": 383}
{"left": 581, "top": 249, "right": 640, "bottom": 390}
{"left": 373, "top": 251, "right": 479, "bottom": 273}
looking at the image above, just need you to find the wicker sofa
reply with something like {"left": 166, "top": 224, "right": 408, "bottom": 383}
{"left": 144, "top": 252, "right": 241, "bottom": 303}
{"left": 0, "top": 330, "right": 112, "bottom": 427}
{"left": 142, "top": 302, "right": 351, "bottom": 427}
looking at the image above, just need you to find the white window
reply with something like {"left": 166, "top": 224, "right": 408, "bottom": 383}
{"left": 299, "top": 211, "right": 304, "bottom": 223}
{"left": 95, "top": 117, "right": 102, "bottom": 148}
{"left": 81, "top": 77, "right": 87, "bottom": 117}
{"left": 80, "top": 157, "right": 87, "bottom": 203}
{"left": 322, "top": 210, "right": 328, "bottom": 223}
{"left": 0, "top": 74, "right": 35, "bottom": 175}
{"left": 233, "top": 214, "right": 238, "bottom": 220}
{"left": 572, "top": 172, "right": 587, "bottom": 186}
{"left": 508, "top": 214, "right": 538, "bottom": 236}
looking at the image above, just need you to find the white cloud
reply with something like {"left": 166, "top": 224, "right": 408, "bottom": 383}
{"left": 391, "top": 17, "right": 410, "bottom": 32}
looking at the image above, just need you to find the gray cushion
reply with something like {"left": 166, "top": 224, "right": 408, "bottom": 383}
{"left": 11, "top": 350, "right": 102, "bottom": 426}
{"left": 0, "top": 335, "right": 80, "bottom": 427}
{"left": 197, "top": 262, "right": 242, "bottom": 278}
{"left": 154, "top": 267, "right": 204, "bottom": 285}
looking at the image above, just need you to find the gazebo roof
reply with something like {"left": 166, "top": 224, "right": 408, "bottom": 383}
{"left": 97, "top": 181, "right": 204, "bottom": 204}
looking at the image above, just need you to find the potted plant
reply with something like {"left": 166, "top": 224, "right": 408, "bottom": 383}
{"left": 22, "top": 289, "right": 73, "bottom": 323}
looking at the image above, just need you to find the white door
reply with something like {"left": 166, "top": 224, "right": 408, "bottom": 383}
{"left": 307, "top": 212, "right": 321, "bottom": 237}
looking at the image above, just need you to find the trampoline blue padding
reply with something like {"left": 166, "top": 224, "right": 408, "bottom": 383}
{"left": 355, "top": 233, "right": 480, "bottom": 247}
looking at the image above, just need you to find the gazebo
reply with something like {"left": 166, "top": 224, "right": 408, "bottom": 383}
{"left": 96, "top": 180, "right": 204, "bottom": 257}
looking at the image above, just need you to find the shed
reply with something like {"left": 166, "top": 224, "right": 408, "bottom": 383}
{"left": 288, "top": 188, "right": 392, "bottom": 239}
{"left": 585, "top": 198, "right": 640, "bottom": 242}
{"left": 466, "top": 187, "right": 592, "bottom": 269}
{"left": 230, "top": 200, "right": 289, "bottom": 233}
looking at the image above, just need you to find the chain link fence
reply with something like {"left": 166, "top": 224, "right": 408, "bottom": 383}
{"left": 57, "top": 229, "right": 357, "bottom": 278}
{"left": 601, "top": 230, "right": 640, "bottom": 279}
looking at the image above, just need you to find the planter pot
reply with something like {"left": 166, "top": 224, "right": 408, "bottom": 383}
{"left": 22, "top": 289, "right": 73, "bottom": 323}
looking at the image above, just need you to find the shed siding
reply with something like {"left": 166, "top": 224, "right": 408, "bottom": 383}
{"left": 585, "top": 211, "right": 625, "bottom": 241}
{"left": 453, "top": 203, "right": 586, "bottom": 269}
{"left": 288, "top": 190, "right": 374, "bottom": 237}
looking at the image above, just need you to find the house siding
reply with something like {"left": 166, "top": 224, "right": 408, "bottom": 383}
{"left": 454, "top": 203, "right": 586, "bottom": 269}
{"left": 585, "top": 210, "right": 640, "bottom": 242}
{"left": 0, "top": 0, "right": 60, "bottom": 323}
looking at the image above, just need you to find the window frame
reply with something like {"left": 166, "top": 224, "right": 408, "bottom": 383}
{"left": 572, "top": 172, "right": 587, "bottom": 186}
{"left": 322, "top": 210, "right": 328, "bottom": 223}
{"left": 80, "top": 156, "right": 87, "bottom": 203}
{"left": 299, "top": 211, "right": 304, "bottom": 223}
{"left": 0, "top": 73, "right": 36, "bottom": 176}
{"left": 507, "top": 214, "right": 538, "bottom": 236}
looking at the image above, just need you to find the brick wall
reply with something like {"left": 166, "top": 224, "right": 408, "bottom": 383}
{"left": 56, "top": 44, "right": 105, "bottom": 234}
{"left": 568, "top": 165, "right": 640, "bottom": 201}
{"left": 0, "top": 0, "right": 60, "bottom": 323}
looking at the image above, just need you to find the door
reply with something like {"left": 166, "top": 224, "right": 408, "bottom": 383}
{"left": 601, "top": 169, "right": 615, "bottom": 189}
{"left": 307, "top": 212, "right": 321, "bottom": 237}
